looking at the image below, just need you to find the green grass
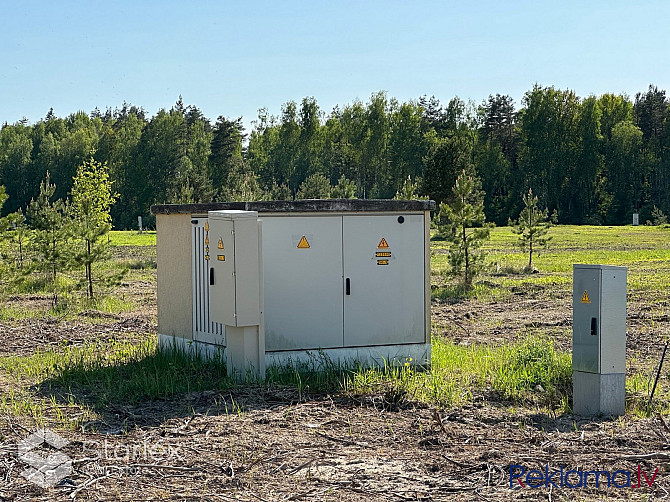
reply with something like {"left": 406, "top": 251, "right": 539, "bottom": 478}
{"left": 0, "top": 291, "right": 135, "bottom": 321}
{"left": 481, "top": 224, "right": 670, "bottom": 252}
{"left": 85, "top": 295, "right": 135, "bottom": 314}
{"left": 0, "top": 332, "right": 572, "bottom": 428}
{"left": 45, "top": 339, "right": 232, "bottom": 406}
{"left": 0, "top": 305, "right": 42, "bottom": 321}
{"left": 0, "top": 338, "right": 234, "bottom": 427}
{"left": 431, "top": 224, "right": 670, "bottom": 302}
{"left": 343, "top": 335, "right": 572, "bottom": 409}
{"left": 108, "top": 230, "right": 156, "bottom": 246}
{"left": 0, "top": 333, "right": 663, "bottom": 425}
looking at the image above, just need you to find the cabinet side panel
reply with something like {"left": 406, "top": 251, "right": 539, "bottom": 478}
{"left": 156, "top": 214, "right": 193, "bottom": 339}
{"left": 600, "top": 268, "right": 627, "bottom": 373}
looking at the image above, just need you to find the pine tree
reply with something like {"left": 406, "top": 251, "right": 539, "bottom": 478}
{"left": 330, "top": 175, "right": 357, "bottom": 199}
{"left": 27, "top": 173, "right": 70, "bottom": 305}
{"left": 0, "top": 186, "right": 7, "bottom": 228}
{"left": 220, "top": 161, "right": 264, "bottom": 202}
{"left": 394, "top": 175, "right": 425, "bottom": 200}
{"left": 70, "top": 157, "right": 118, "bottom": 299}
{"left": 296, "top": 173, "right": 331, "bottom": 199}
{"left": 265, "top": 182, "right": 293, "bottom": 201}
{"left": 651, "top": 205, "right": 667, "bottom": 225}
{"left": 5, "top": 209, "right": 28, "bottom": 269}
{"left": 510, "top": 188, "right": 551, "bottom": 270}
{"left": 210, "top": 116, "right": 245, "bottom": 196}
{"left": 440, "top": 170, "right": 493, "bottom": 288}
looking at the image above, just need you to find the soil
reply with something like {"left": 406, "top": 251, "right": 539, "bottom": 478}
{"left": 0, "top": 313, "right": 154, "bottom": 357}
{"left": 1, "top": 270, "right": 670, "bottom": 501}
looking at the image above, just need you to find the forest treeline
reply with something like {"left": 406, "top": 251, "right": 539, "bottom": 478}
{"left": 1, "top": 85, "right": 669, "bottom": 229}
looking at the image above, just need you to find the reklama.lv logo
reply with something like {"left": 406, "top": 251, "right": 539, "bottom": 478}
{"left": 510, "top": 464, "right": 659, "bottom": 490}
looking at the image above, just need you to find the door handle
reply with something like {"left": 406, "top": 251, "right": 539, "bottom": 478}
{"left": 590, "top": 317, "right": 597, "bottom": 336}
{"left": 210, "top": 268, "right": 214, "bottom": 286}
{"left": 346, "top": 278, "right": 350, "bottom": 295}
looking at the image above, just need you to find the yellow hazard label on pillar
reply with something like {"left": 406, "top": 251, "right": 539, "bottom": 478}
{"left": 205, "top": 235, "right": 209, "bottom": 245}
{"left": 377, "top": 237, "right": 389, "bottom": 249}
{"left": 581, "top": 291, "right": 591, "bottom": 304}
{"left": 217, "top": 237, "right": 224, "bottom": 249}
{"left": 297, "top": 236, "right": 310, "bottom": 249}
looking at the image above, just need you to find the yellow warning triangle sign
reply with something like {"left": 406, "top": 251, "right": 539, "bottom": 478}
{"left": 217, "top": 237, "right": 224, "bottom": 249}
{"left": 204, "top": 222, "right": 209, "bottom": 232}
{"left": 378, "top": 237, "right": 389, "bottom": 249}
{"left": 581, "top": 290, "right": 591, "bottom": 304}
{"left": 297, "top": 236, "right": 310, "bottom": 249}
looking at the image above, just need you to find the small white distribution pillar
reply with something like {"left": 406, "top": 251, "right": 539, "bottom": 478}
{"left": 208, "top": 210, "right": 264, "bottom": 380}
{"left": 572, "top": 264, "right": 627, "bottom": 416}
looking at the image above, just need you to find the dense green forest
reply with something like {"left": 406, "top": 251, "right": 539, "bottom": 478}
{"left": 1, "top": 85, "right": 669, "bottom": 229}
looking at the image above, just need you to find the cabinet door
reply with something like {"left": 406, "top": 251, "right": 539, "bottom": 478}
{"left": 231, "top": 219, "right": 261, "bottom": 327}
{"left": 343, "top": 215, "right": 425, "bottom": 346}
{"left": 208, "top": 218, "right": 237, "bottom": 326}
{"left": 573, "top": 267, "right": 601, "bottom": 373}
{"left": 262, "top": 216, "right": 344, "bottom": 350}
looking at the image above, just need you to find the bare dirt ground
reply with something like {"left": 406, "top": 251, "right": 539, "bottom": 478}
{"left": 0, "top": 311, "right": 153, "bottom": 357}
{"left": 2, "top": 273, "right": 670, "bottom": 501}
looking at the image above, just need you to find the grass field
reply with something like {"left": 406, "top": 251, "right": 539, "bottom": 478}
{"left": 108, "top": 230, "right": 156, "bottom": 247}
{"left": 433, "top": 225, "right": 670, "bottom": 303}
{"left": 2, "top": 224, "right": 669, "bottom": 418}
{"left": 1, "top": 224, "right": 670, "bottom": 499}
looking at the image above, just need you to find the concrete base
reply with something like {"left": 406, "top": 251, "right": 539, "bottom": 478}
{"left": 573, "top": 371, "right": 625, "bottom": 417}
{"left": 225, "top": 325, "right": 265, "bottom": 380}
{"left": 158, "top": 334, "right": 431, "bottom": 371}
{"left": 264, "top": 343, "right": 431, "bottom": 370}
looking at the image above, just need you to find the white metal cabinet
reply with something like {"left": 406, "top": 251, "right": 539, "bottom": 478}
{"left": 572, "top": 264, "right": 627, "bottom": 417}
{"left": 343, "top": 215, "right": 425, "bottom": 346}
{"left": 573, "top": 264, "right": 626, "bottom": 374}
{"left": 262, "top": 216, "right": 344, "bottom": 350}
{"left": 208, "top": 211, "right": 260, "bottom": 327}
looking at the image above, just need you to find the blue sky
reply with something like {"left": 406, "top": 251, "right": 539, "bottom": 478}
{"left": 1, "top": 1, "right": 668, "bottom": 132}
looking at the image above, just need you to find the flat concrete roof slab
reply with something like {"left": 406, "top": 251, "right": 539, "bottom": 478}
{"left": 151, "top": 199, "right": 436, "bottom": 215}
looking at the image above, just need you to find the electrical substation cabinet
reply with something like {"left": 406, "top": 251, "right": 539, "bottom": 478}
{"left": 207, "top": 210, "right": 261, "bottom": 327}
{"left": 572, "top": 264, "right": 627, "bottom": 416}
{"left": 207, "top": 210, "right": 265, "bottom": 380}
{"left": 261, "top": 214, "right": 426, "bottom": 351}
{"left": 151, "top": 199, "right": 433, "bottom": 371}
